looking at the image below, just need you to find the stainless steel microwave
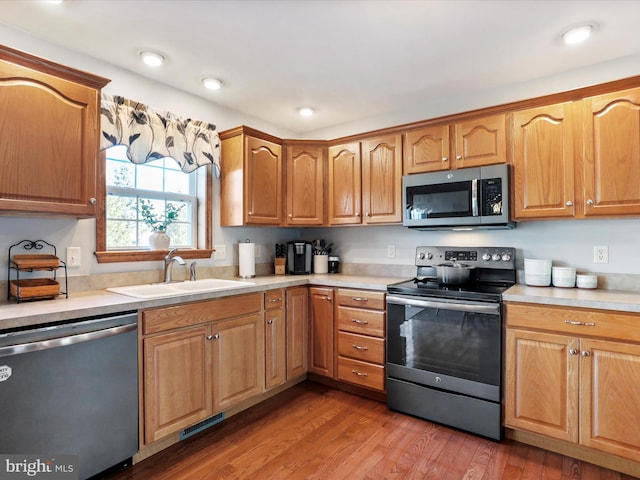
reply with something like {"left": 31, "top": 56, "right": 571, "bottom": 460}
{"left": 402, "top": 164, "right": 514, "bottom": 230}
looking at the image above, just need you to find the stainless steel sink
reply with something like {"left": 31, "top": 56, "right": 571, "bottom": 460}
{"left": 107, "top": 278, "right": 254, "bottom": 299}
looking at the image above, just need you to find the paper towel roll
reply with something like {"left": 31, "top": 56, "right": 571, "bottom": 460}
{"left": 238, "top": 241, "right": 256, "bottom": 278}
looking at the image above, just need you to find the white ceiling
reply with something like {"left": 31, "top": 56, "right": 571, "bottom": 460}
{"left": 2, "top": 0, "right": 640, "bottom": 135}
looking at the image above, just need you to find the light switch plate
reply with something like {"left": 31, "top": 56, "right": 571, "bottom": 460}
{"left": 67, "top": 247, "right": 81, "bottom": 267}
{"left": 214, "top": 244, "right": 226, "bottom": 260}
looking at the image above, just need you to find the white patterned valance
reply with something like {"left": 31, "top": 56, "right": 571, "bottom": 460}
{"left": 100, "top": 93, "right": 220, "bottom": 176}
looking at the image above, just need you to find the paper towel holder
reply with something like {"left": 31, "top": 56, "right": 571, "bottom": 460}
{"left": 238, "top": 239, "right": 256, "bottom": 278}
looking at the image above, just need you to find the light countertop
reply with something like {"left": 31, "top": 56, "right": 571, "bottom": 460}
{"left": 0, "top": 274, "right": 404, "bottom": 331}
{"left": 2, "top": 275, "right": 639, "bottom": 331}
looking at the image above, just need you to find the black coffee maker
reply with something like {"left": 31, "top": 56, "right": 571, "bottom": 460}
{"left": 286, "top": 241, "right": 312, "bottom": 274}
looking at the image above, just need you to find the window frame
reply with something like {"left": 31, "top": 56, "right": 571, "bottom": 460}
{"left": 95, "top": 150, "right": 214, "bottom": 263}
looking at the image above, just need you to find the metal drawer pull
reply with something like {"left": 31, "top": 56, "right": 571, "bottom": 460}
{"left": 582, "top": 351, "right": 591, "bottom": 357}
{"left": 351, "top": 370, "right": 368, "bottom": 377}
{"left": 351, "top": 344, "right": 369, "bottom": 351}
{"left": 564, "top": 320, "right": 596, "bottom": 327}
{"left": 352, "top": 319, "right": 369, "bottom": 325}
{"left": 268, "top": 298, "right": 282, "bottom": 303}
{"left": 351, "top": 297, "right": 369, "bottom": 302}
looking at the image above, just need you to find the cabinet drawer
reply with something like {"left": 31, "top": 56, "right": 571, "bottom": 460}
{"left": 505, "top": 302, "right": 640, "bottom": 342}
{"left": 337, "top": 306, "right": 385, "bottom": 337}
{"left": 337, "top": 331, "right": 384, "bottom": 364}
{"left": 143, "top": 293, "right": 262, "bottom": 334}
{"left": 265, "top": 289, "right": 284, "bottom": 310}
{"left": 336, "top": 289, "right": 385, "bottom": 310}
{"left": 337, "top": 356, "right": 385, "bottom": 391}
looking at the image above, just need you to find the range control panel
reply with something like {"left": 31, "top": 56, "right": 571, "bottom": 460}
{"left": 415, "top": 246, "right": 516, "bottom": 270}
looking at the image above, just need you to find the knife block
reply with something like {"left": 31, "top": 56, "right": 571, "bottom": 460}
{"left": 274, "top": 257, "right": 286, "bottom": 275}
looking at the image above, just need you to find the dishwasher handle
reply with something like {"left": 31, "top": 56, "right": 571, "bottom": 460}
{"left": 0, "top": 323, "right": 137, "bottom": 358}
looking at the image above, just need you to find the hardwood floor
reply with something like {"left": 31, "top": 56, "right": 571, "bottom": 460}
{"left": 107, "top": 382, "right": 637, "bottom": 480}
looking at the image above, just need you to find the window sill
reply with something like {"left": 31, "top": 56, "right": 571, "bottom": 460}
{"left": 95, "top": 249, "right": 214, "bottom": 264}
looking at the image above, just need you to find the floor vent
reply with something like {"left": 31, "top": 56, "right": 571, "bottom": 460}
{"left": 180, "top": 412, "right": 225, "bottom": 440}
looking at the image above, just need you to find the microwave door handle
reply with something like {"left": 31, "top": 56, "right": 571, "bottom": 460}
{"left": 472, "top": 178, "right": 479, "bottom": 217}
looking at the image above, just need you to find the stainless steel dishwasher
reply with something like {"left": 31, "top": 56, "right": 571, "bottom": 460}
{"left": 0, "top": 312, "right": 138, "bottom": 479}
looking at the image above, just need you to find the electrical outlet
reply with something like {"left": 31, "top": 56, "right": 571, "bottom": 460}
{"left": 387, "top": 244, "right": 396, "bottom": 258}
{"left": 214, "top": 244, "right": 226, "bottom": 260}
{"left": 66, "top": 247, "right": 81, "bottom": 267}
{"left": 593, "top": 245, "right": 609, "bottom": 264}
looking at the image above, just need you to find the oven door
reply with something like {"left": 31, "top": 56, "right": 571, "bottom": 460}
{"left": 386, "top": 294, "right": 502, "bottom": 402}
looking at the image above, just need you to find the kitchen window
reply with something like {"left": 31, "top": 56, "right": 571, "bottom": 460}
{"left": 105, "top": 145, "right": 196, "bottom": 250}
{"left": 94, "top": 147, "right": 214, "bottom": 263}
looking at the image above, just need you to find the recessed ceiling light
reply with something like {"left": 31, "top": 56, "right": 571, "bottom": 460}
{"left": 202, "top": 78, "right": 223, "bottom": 90}
{"left": 139, "top": 51, "right": 165, "bottom": 67}
{"left": 562, "top": 25, "right": 593, "bottom": 45}
{"left": 298, "top": 107, "right": 314, "bottom": 117}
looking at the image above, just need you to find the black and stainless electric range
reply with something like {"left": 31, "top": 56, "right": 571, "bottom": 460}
{"left": 386, "top": 246, "right": 516, "bottom": 440}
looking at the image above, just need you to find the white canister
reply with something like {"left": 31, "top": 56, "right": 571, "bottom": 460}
{"left": 313, "top": 255, "right": 329, "bottom": 274}
{"left": 576, "top": 274, "right": 598, "bottom": 289}
{"left": 552, "top": 266, "right": 576, "bottom": 288}
{"left": 524, "top": 258, "right": 552, "bottom": 286}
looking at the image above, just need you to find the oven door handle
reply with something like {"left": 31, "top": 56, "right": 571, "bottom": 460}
{"left": 386, "top": 295, "right": 500, "bottom": 315}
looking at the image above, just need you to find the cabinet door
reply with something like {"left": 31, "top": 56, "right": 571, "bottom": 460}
{"left": 286, "top": 286, "right": 308, "bottom": 379}
{"left": 285, "top": 144, "right": 325, "bottom": 225}
{"left": 404, "top": 124, "right": 450, "bottom": 174}
{"left": 245, "top": 136, "right": 282, "bottom": 224}
{"left": 0, "top": 57, "right": 102, "bottom": 216}
{"left": 361, "top": 134, "right": 402, "bottom": 224}
{"left": 308, "top": 287, "right": 334, "bottom": 377}
{"left": 511, "top": 103, "right": 576, "bottom": 219}
{"left": 265, "top": 308, "right": 286, "bottom": 390}
{"left": 143, "top": 325, "right": 212, "bottom": 444}
{"left": 212, "top": 313, "right": 265, "bottom": 411}
{"left": 580, "top": 338, "right": 640, "bottom": 461}
{"left": 454, "top": 114, "right": 506, "bottom": 169}
{"left": 583, "top": 88, "right": 640, "bottom": 216}
{"left": 504, "top": 328, "right": 579, "bottom": 443}
{"left": 328, "top": 142, "right": 361, "bottom": 225}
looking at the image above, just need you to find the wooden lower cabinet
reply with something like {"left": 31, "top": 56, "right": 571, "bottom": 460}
{"left": 286, "top": 286, "right": 308, "bottom": 379}
{"left": 212, "top": 313, "right": 264, "bottom": 411}
{"left": 335, "top": 288, "right": 386, "bottom": 392}
{"left": 505, "top": 303, "right": 640, "bottom": 465}
{"left": 141, "top": 293, "right": 264, "bottom": 445}
{"left": 309, "top": 287, "right": 334, "bottom": 377}
{"left": 264, "top": 289, "right": 286, "bottom": 390}
{"left": 142, "top": 325, "right": 212, "bottom": 444}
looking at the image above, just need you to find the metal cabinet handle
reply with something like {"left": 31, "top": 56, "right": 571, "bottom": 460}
{"left": 288, "top": 213, "right": 292, "bottom": 217}
{"left": 206, "top": 334, "right": 213, "bottom": 340}
{"left": 564, "top": 320, "right": 596, "bottom": 327}
{"left": 442, "top": 157, "right": 448, "bottom": 162}
{"left": 248, "top": 211, "right": 254, "bottom": 215}
{"left": 268, "top": 298, "right": 282, "bottom": 303}
{"left": 355, "top": 212, "right": 360, "bottom": 217}
{"left": 566, "top": 200, "right": 573, "bottom": 206}
{"left": 325, "top": 296, "right": 332, "bottom": 302}
{"left": 366, "top": 212, "right": 371, "bottom": 217}
{"left": 267, "top": 319, "right": 274, "bottom": 325}
{"left": 352, "top": 319, "right": 369, "bottom": 325}
{"left": 581, "top": 351, "right": 591, "bottom": 357}
{"left": 89, "top": 197, "right": 97, "bottom": 205}
{"left": 586, "top": 199, "right": 594, "bottom": 206}
{"left": 456, "top": 155, "right": 462, "bottom": 160}
{"left": 351, "top": 370, "right": 368, "bottom": 377}
{"left": 569, "top": 348, "right": 578, "bottom": 355}
{"left": 213, "top": 333, "right": 220, "bottom": 340}
{"left": 351, "top": 297, "right": 368, "bottom": 302}
{"left": 352, "top": 344, "right": 369, "bottom": 351}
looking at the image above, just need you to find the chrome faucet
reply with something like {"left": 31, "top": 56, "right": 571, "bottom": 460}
{"left": 164, "top": 248, "right": 185, "bottom": 283}
{"left": 189, "top": 261, "right": 197, "bottom": 281}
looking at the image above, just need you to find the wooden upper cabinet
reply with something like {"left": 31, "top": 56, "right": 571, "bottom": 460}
{"left": 361, "top": 134, "right": 403, "bottom": 224}
{"left": 328, "top": 142, "right": 361, "bottom": 225}
{"left": 0, "top": 45, "right": 109, "bottom": 217}
{"left": 582, "top": 87, "right": 640, "bottom": 217}
{"left": 220, "top": 126, "right": 282, "bottom": 226}
{"left": 404, "top": 124, "right": 450, "bottom": 174}
{"left": 511, "top": 103, "right": 576, "bottom": 219}
{"left": 454, "top": 114, "right": 507, "bottom": 169}
{"left": 284, "top": 142, "right": 325, "bottom": 225}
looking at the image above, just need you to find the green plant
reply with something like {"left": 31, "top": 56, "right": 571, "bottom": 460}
{"left": 139, "top": 199, "right": 184, "bottom": 232}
